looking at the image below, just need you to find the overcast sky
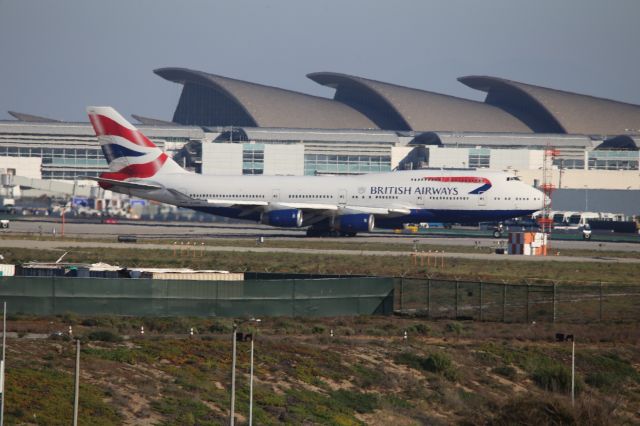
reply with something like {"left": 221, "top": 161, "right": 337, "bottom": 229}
{"left": 1, "top": 0, "right": 639, "bottom": 122}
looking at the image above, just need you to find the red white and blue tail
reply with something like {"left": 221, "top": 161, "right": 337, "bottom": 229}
{"left": 87, "top": 106, "right": 185, "bottom": 181}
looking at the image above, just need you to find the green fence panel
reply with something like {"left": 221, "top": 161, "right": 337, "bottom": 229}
{"left": 0, "top": 276, "right": 394, "bottom": 318}
{"left": 0, "top": 277, "right": 55, "bottom": 315}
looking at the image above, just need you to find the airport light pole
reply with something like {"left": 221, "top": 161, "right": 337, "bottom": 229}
{"left": 584, "top": 186, "right": 589, "bottom": 211}
{"left": 230, "top": 323, "right": 237, "bottom": 426}
{"left": 73, "top": 338, "right": 80, "bottom": 426}
{"left": 0, "top": 301, "right": 6, "bottom": 426}
{"left": 249, "top": 319, "right": 261, "bottom": 426}
{"left": 571, "top": 338, "right": 575, "bottom": 406}
{"left": 230, "top": 318, "right": 261, "bottom": 426}
{"left": 249, "top": 336, "right": 255, "bottom": 426}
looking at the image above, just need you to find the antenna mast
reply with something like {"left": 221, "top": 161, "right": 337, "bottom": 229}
{"left": 538, "top": 144, "right": 559, "bottom": 241}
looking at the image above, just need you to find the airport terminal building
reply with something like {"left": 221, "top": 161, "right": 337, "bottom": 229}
{"left": 0, "top": 69, "right": 639, "bottom": 206}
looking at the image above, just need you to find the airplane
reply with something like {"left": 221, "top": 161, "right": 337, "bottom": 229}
{"left": 86, "top": 106, "right": 545, "bottom": 237}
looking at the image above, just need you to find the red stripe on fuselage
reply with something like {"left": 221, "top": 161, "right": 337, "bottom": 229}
{"left": 89, "top": 114, "right": 156, "bottom": 148}
{"left": 424, "top": 176, "right": 491, "bottom": 184}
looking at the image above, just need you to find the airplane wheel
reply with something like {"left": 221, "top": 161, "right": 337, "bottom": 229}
{"left": 306, "top": 227, "right": 339, "bottom": 237}
{"left": 306, "top": 228, "right": 320, "bottom": 237}
{"left": 340, "top": 232, "right": 357, "bottom": 237}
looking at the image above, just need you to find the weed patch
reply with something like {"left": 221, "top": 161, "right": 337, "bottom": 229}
{"left": 395, "top": 351, "right": 458, "bottom": 381}
{"left": 5, "top": 367, "right": 121, "bottom": 426}
{"left": 531, "top": 363, "right": 579, "bottom": 394}
{"left": 85, "top": 329, "right": 123, "bottom": 343}
{"left": 492, "top": 365, "right": 517, "bottom": 381}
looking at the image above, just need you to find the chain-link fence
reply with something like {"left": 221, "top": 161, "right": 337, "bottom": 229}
{"left": 395, "top": 278, "right": 640, "bottom": 323}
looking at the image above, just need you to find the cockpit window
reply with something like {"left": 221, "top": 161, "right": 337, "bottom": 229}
{"left": 506, "top": 177, "right": 521, "bottom": 181}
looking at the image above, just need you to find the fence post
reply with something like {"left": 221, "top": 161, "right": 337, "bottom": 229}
{"left": 454, "top": 280, "right": 459, "bottom": 319}
{"left": 599, "top": 281, "right": 603, "bottom": 321}
{"left": 292, "top": 280, "right": 296, "bottom": 317}
{"left": 502, "top": 283, "right": 507, "bottom": 323}
{"left": 526, "top": 283, "right": 530, "bottom": 323}
{"left": 215, "top": 281, "right": 220, "bottom": 316}
{"left": 479, "top": 281, "right": 483, "bottom": 321}
{"left": 427, "top": 279, "right": 431, "bottom": 319}
{"left": 51, "top": 276, "right": 57, "bottom": 315}
{"left": 552, "top": 282, "right": 557, "bottom": 323}
{"left": 399, "top": 278, "right": 404, "bottom": 313}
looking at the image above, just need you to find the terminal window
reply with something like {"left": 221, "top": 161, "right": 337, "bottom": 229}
{"left": 588, "top": 151, "right": 639, "bottom": 170}
{"left": 304, "top": 154, "right": 391, "bottom": 175}
{"left": 242, "top": 143, "right": 264, "bottom": 175}
{"left": 468, "top": 148, "right": 490, "bottom": 168}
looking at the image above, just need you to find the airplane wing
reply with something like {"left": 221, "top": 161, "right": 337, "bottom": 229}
{"left": 82, "top": 176, "right": 163, "bottom": 191}
{"left": 204, "top": 198, "right": 410, "bottom": 218}
{"left": 206, "top": 199, "right": 269, "bottom": 207}
{"left": 206, "top": 199, "right": 411, "bottom": 226}
{"left": 341, "top": 206, "right": 411, "bottom": 217}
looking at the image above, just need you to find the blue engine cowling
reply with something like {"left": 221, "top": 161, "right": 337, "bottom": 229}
{"left": 261, "top": 209, "right": 303, "bottom": 227}
{"left": 334, "top": 214, "right": 375, "bottom": 233}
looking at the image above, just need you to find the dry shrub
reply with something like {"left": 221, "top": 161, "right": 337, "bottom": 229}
{"left": 489, "top": 394, "right": 612, "bottom": 426}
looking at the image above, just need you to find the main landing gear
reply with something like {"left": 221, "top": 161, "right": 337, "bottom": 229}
{"left": 305, "top": 226, "right": 357, "bottom": 237}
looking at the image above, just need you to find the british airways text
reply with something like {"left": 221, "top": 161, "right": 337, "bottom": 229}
{"left": 369, "top": 186, "right": 459, "bottom": 196}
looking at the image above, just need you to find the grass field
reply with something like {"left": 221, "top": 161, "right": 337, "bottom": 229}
{"left": 2, "top": 244, "right": 640, "bottom": 284}
{"left": 2, "top": 316, "right": 638, "bottom": 425}
{"left": 3, "top": 232, "right": 640, "bottom": 259}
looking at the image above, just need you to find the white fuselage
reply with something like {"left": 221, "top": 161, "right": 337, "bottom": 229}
{"left": 121, "top": 169, "right": 544, "bottom": 229}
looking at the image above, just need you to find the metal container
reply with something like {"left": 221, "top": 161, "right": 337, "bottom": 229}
{"left": 141, "top": 272, "right": 244, "bottom": 281}
{"left": 143, "top": 272, "right": 244, "bottom": 281}
{"left": 0, "top": 264, "right": 15, "bottom": 277}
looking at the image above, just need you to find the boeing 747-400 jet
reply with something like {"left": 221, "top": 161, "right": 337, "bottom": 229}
{"left": 87, "top": 107, "right": 545, "bottom": 236}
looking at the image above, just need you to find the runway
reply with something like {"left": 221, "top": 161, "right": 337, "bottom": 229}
{"left": 3, "top": 217, "right": 640, "bottom": 253}
{"left": 2, "top": 237, "right": 640, "bottom": 263}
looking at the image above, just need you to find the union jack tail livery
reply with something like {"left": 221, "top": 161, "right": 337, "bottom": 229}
{"left": 86, "top": 106, "right": 185, "bottom": 182}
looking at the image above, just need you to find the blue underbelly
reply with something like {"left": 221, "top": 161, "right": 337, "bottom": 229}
{"left": 375, "top": 209, "right": 536, "bottom": 228}
{"left": 186, "top": 205, "right": 535, "bottom": 228}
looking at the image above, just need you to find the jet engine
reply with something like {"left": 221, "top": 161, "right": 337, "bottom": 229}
{"left": 260, "top": 209, "right": 303, "bottom": 228}
{"left": 334, "top": 214, "right": 375, "bottom": 233}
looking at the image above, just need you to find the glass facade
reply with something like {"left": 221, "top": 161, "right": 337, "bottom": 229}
{"left": 242, "top": 143, "right": 264, "bottom": 175}
{"left": 0, "top": 145, "right": 108, "bottom": 179}
{"left": 304, "top": 154, "right": 391, "bottom": 175}
{"left": 468, "top": 148, "right": 490, "bottom": 168}
{"left": 553, "top": 158, "right": 585, "bottom": 170}
{"left": 0, "top": 127, "right": 175, "bottom": 180}
{"left": 588, "top": 151, "right": 639, "bottom": 170}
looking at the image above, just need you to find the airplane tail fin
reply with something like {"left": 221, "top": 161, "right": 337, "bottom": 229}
{"left": 86, "top": 106, "right": 186, "bottom": 181}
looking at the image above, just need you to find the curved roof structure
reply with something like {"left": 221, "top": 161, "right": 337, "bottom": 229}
{"left": 307, "top": 72, "right": 533, "bottom": 133}
{"left": 8, "top": 111, "right": 60, "bottom": 123}
{"left": 131, "top": 114, "right": 176, "bottom": 126}
{"left": 596, "top": 135, "right": 639, "bottom": 150}
{"left": 459, "top": 76, "right": 640, "bottom": 135}
{"left": 154, "top": 68, "right": 377, "bottom": 129}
